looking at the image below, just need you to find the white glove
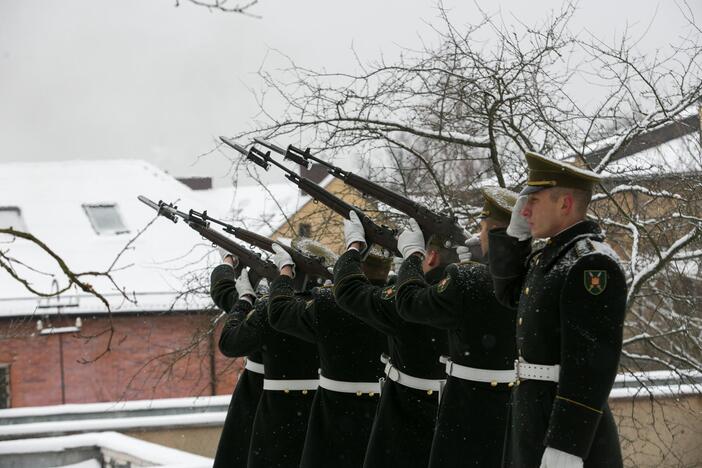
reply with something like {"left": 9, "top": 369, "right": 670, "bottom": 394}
{"left": 344, "top": 211, "right": 367, "bottom": 250}
{"left": 235, "top": 268, "right": 256, "bottom": 303}
{"left": 456, "top": 235, "right": 480, "bottom": 262}
{"left": 506, "top": 195, "right": 531, "bottom": 241}
{"left": 539, "top": 447, "right": 583, "bottom": 468}
{"left": 272, "top": 244, "right": 296, "bottom": 277}
{"left": 397, "top": 218, "right": 426, "bottom": 259}
{"left": 218, "top": 247, "right": 238, "bottom": 267}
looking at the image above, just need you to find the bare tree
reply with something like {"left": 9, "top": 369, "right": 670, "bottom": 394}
{"left": 218, "top": 2, "right": 702, "bottom": 465}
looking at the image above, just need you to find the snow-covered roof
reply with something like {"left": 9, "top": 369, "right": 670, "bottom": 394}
{"left": 0, "top": 160, "right": 308, "bottom": 318}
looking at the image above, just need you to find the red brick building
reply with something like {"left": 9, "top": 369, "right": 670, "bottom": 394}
{"left": 0, "top": 160, "right": 304, "bottom": 408}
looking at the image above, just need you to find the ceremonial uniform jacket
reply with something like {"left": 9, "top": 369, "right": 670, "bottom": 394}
{"left": 395, "top": 254, "right": 516, "bottom": 467}
{"left": 333, "top": 250, "right": 448, "bottom": 468}
{"left": 214, "top": 265, "right": 319, "bottom": 468}
{"left": 211, "top": 264, "right": 264, "bottom": 468}
{"left": 268, "top": 275, "right": 386, "bottom": 468}
{"left": 489, "top": 221, "right": 626, "bottom": 467}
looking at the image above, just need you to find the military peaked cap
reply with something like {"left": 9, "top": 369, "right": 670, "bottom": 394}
{"left": 479, "top": 186, "right": 518, "bottom": 224}
{"left": 521, "top": 151, "right": 601, "bottom": 195}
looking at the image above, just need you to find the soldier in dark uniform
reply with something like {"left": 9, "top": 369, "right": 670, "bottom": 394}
{"left": 489, "top": 151, "right": 627, "bottom": 468}
{"left": 268, "top": 239, "right": 387, "bottom": 468}
{"left": 333, "top": 211, "right": 450, "bottom": 468}
{"left": 210, "top": 254, "right": 265, "bottom": 468}
{"left": 214, "top": 258, "right": 320, "bottom": 468}
{"left": 394, "top": 188, "right": 518, "bottom": 467}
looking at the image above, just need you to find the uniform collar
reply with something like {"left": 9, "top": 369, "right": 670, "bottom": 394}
{"left": 425, "top": 263, "right": 450, "bottom": 285}
{"left": 537, "top": 220, "right": 604, "bottom": 270}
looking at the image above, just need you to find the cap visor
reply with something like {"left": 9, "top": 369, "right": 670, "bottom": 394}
{"left": 519, "top": 185, "right": 546, "bottom": 196}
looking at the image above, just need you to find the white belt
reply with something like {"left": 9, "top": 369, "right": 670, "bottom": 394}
{"left": 441, "top": 356, "right": 516, "bottom": 386}
{"left": 318, "top": 374, "right": 381, "bottom": 395}
{"left": 263, "top": 379, "right": 319, "bottom": 392}
{"left": 381, "top": 355, "right": 444, "bottom": 393}
{"left": 515, "top": 358, "right": 560, "bottom": 383}
{"left": 244, "top": 358, "right": 265, "bottom": 375}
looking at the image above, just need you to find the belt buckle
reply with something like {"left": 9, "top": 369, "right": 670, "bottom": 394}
{"left": 386, "top": 364, "right": 401, "bottom": 382}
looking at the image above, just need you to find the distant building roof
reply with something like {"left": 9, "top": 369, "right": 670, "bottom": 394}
{"left": 0, "top": 159, "right": 310, "bottom": 318}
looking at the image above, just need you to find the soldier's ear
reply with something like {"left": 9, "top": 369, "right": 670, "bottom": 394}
{"left": 561, "top": 192, "right": 575, "bottom": 214}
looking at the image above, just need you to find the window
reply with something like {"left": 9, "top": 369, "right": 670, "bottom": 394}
{"left": 0, "top": 207, "right": 27, "bottom": 231}
{"left": 83, "top": 204, "right": 129, "bottom": 235}
{"left": 298, "top": 223, "right": 312, "bottom": 238}
{"left": 0, "top": 365, "right": 9, "bottom": 409}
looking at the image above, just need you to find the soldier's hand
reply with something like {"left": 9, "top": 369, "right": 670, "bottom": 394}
{"left": 235, "top": 268, "right": 256, "bottom": 304}
{"left": 539, "top": 447, "right": 583, "bottom": 468}
{"left": 344, "top": 211, "right": 367, "bottom": 251}
{"left": 456, "top": 235, "right": 480, "bottom": 262}
{"left": 397, "top": 218, "right": 426, "bottom": 259}
{"left": 506, "top": 195, "right": 531, "bottom": 241}
{"left": 218, "top": 247, "right": 238, "bottom": 267}
{"left": 272, "top": 244, "right": 296, "bottom": 278}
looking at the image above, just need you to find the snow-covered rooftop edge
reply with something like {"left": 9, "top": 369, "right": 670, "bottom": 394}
{"left": 0, "top": 431, "right": 213, "bottom": 466}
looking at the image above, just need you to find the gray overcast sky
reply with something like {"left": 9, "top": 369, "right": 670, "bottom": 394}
{"left": 0, "top": 0, "right": 697, "bottom": 186}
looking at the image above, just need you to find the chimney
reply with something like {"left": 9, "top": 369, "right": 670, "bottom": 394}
{"left": 300, "top": 163, "right": 328, "bottom": 185}
{"left": 177, "top": 177, "right": 213, "bottom": 191}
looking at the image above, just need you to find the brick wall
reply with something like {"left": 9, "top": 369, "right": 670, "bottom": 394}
{"left": 0, "top": 313, "right": 240, "bottom": 408}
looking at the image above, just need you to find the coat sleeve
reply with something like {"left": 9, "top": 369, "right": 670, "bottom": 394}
{"left": 210, "top": 264, "right": 239, "bottom": 313}
{"left": 488, "top": 228, "right": 531, "bottom": 310}
{"left": 218, "top": 299, "right": 266, "bottom": 358}
{"left": 395, "top": 255, "right": 474, "bottom": 329}
{"left": 333, "top": 249, "right": 401, "bottom": 336}
{"left": 267, "top": 275, "right": 318, "bottom": 343}
{"left": 543, "top": 252, "right": 627, "bottom": 458}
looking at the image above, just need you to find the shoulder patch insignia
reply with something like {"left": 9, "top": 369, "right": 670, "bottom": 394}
{"left": 437, "top": 276, "right": 451, "bottom": 293}
{"left": 381, "top": 286, "right": 396, "bottom": 300}
{"left": 584, "top": 270, "right": 607, "bottom": 295}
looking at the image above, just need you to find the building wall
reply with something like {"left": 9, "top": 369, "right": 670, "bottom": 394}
{"left": 271, "top": 178, "right": 389, "bottom": 253}
{"left": 0, "top": 313, "right": 239, "bottom": 408}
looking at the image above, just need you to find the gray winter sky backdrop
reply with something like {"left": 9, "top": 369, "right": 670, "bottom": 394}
{"left": 0, "top": 0, "right": 698, "bottom": 186}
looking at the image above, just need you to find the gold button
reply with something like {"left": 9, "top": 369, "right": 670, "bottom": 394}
{"left": 524, "top": 287, "right": 529, "bottom": 295}
{"left": 516, "top": 379, "right": 521, "bottom": 385}
{"left": 490, "top": 381, "right": 498, "bottom": 387}
{"left": 508, "top": 381, "right": 515, "bottom": 388}
{"left": 284, "top": 389, "right": 290, "bottom": 394}
{"left": 369, "top": 392, "right": 375, "bottom": 397}
{"left": 427, "top": 390, "right": 433, "bottom": 396}
{"left": 356, "top": 391, "right": 362, "bottom": 396}
{"left": 518, "top": 317, "right": 523, "bottom": 326}
{"left": 302, "top": 390, "right": 308, "bottom": 395}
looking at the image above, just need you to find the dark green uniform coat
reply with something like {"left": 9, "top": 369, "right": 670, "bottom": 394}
{"left": 395, "top": 254, "right": 516, "bottom": 467}
{"left": 489, "top": 221, "right": 626, "bottom": 467}
{"left": 333, "top": 249, "right": 448, "bottom": 468}
{"left": 268, "top": 275, "right": 386, "bottom": 468}
{"left": 214, "top": 265, "right": 319, "bottom": 468}
{"left": 211, "top": 264, "right": 264, "bottom": 468}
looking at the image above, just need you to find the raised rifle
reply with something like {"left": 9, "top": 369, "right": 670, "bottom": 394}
{"left": 138, "top": 195, "right": 278, "bottom": 286}
{"left": 185, "top": 205, "right": 333, "bottom": 282}
{"left": 253, "top": 138, "right": 473, "bottom": 250}
{"left": 220, "top": 137, "right": 401, "bottom": 258}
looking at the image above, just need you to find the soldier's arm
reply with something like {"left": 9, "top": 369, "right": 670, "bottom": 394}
{"left": 218, "top": 299, "right": 266, "bottom": 358}
{"left": 267, "top": 275, "right": 318, "bottom": 343}
{"left": 395, "top": 255, "right": 470, "bottom": 329}
{"left": 210, "top": 264, "right": 239, "bottom": 313}
{"left": 488, "top": 227, "right": 531, "bottom": 309}
{"left": 333, "top": 249, "right": 401, "bottom": 336}
{"left": 544, "top": 252, "right": 627, "bottom": 459}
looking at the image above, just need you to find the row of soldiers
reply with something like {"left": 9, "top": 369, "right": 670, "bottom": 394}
{"left": 209, "top": 151, "right": 627, "bottom": 468}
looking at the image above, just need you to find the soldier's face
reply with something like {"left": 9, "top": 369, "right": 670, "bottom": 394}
{"left": 522, "top": 190, "right": 563, "bottom": 239}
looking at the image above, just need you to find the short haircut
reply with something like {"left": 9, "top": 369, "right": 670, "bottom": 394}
{"left": 549, "top": 187, "right": 592, "bottom": 215}
{"left": 426, "top": 234, "right": 459, "bottom": 264}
